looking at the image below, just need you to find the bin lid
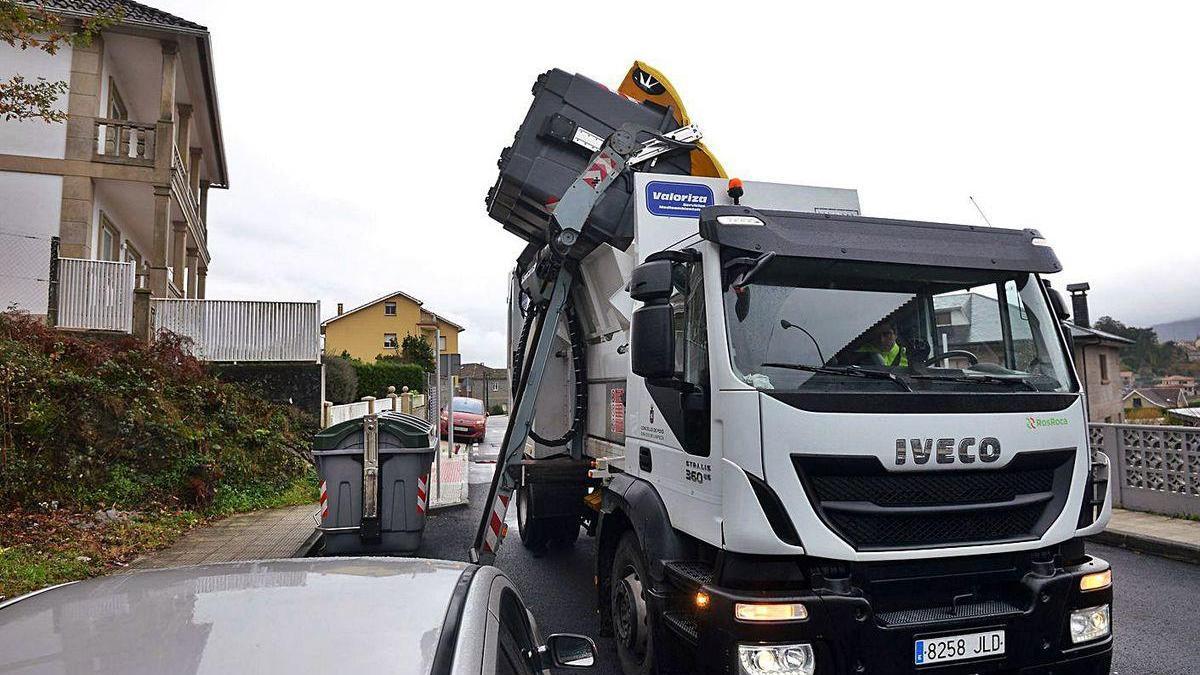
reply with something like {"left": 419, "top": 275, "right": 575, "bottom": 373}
{"left": 314, "top": 412, "right": 436, "bottom": 452}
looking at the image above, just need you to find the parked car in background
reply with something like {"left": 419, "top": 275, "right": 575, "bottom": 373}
{"left": 0, "top": 558, "right": 596, "bottom": 674}
{"left": 441, "top": 396, "right": 488, "bottom": 443}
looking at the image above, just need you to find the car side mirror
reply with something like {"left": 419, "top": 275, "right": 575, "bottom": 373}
{"left": 631, "top": 303, "right": 675, "bottom": 381}
{"left": 541, "top": 633, "right": 597, "bottom": 669}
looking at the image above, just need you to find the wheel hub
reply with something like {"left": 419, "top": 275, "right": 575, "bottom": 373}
{"left": 613, "top": 571, "right": 648, "bottom": 653}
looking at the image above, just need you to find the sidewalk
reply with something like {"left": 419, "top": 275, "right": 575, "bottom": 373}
{"left": 128, "top": 503, "right": 320, "bottom": 570}
{"left": 1092, "top": 508, "right": 1200, "bottom": 564}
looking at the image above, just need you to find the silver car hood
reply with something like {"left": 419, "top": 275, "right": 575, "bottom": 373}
{"left": 0, "top": 557, "right": 471, "bottom": 675}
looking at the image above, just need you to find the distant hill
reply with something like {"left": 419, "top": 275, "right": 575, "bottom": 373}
{"left": 1153, "top": 316, "right": 1200, "bottom": 343}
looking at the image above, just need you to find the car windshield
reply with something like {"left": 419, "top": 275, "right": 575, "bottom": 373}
{"left": 452, "top": 397, "right": 485, "bottom": 414}
{"left": 722, "top": 257, "right": 1075, "bottom": 393}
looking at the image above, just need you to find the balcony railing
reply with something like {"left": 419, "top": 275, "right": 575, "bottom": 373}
{"left": 1090, "top": 422, "right": 1200, "bottom": 518}
{"left": 56, "top": 257, "right": 135, "bottom": 332}
{"left": 94, "top": 118, "right": 156, "bottom": 166}
{"left": 153, "top": 299, "right": 321, "bottom": 362}
{"left": 170, "top": 144, "right": 207, "bottom": 254}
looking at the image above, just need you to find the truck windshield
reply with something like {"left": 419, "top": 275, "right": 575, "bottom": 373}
{"left": 722, "top": 257, "right": 1075, "bottom": 393}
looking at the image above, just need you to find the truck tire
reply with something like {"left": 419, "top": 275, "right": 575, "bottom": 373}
{"left": 516, "top": 485, "right": 549, "bottom": 551}
{"left": 611, "top": 531, "right": 655, "bottom": 675}
{"left": 549, "top": 516, "right": 580, "bottom": 546}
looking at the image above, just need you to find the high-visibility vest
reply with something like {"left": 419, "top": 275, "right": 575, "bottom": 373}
{"left": 859, "top": 343, "right": 909, "bottom": 367}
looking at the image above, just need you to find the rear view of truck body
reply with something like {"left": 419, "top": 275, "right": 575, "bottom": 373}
{"left": 487, "top": 65, "right": 1114, "bottom": 675}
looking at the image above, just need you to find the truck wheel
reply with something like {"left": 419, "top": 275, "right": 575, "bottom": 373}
{"left": 611, "top": 531, "right": 655, "bottom": 675}
{"left": 516, "top": 485, "right": 549, "bottom": 550}
{"left": 550, "top": 516, "right": 581, "bottom": 546}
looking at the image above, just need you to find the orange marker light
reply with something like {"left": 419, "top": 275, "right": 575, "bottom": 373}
{"left": 695, "top": 592, "right": 711, "bottom": 609}
{"left": 1080, "top": 569, "right": 1112, "bottom": 592}
{"left": 727, "top": 177, "right": 745, "bottom": 205}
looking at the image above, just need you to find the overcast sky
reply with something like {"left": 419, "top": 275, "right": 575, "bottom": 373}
{"left": 152, "top": 1, "right": 1199, "bottom": 366}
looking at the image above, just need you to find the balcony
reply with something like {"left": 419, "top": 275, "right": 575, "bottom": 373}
{"left": 93, "top": 118, "right": 157, "bottom": 167}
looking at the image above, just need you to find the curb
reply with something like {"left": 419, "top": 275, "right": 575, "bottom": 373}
{"left": 1088, "top": 529, "right": 1200, "bottom": 566}
{"left": 293, "top": 529, "right": 323, "bottom": 558}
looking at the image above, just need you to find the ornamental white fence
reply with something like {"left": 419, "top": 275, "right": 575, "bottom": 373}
{"left": 1089, "top": 422, "right": 1200, "bottom": 518}
{"left": 153, "top": 299, "right": 320, "bottom": 362}
{"left": 56, "top": 257, "right": 135, "bottom": 332}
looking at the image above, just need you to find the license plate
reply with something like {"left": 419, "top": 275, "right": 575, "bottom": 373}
{"left": 914, "top": 629, "right": 1004, "bottom": 666}
{"left": 454, "top": 426, "right": 470, "bottom": 433}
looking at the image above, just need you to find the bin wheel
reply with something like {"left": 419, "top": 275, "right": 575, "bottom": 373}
{"left": 516, "top": 485, "right": 549, "bottom": 551}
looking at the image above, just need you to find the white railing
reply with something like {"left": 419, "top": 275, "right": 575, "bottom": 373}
{"left": 56, "top": 257, "right": 135, "bottom": 332}
{"left": 323, "top": 393, "right": 426, "bottom": 428}
{"left": 153, "top": 299, "right": 320, "bottom": 362}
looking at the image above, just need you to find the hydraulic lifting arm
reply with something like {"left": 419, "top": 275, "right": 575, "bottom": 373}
{"left": 470, "top": 124, "right": 701, "bottom": 564}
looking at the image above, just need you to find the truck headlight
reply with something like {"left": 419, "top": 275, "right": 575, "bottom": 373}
{"left": 737, "top": 643, "right": 815, "bottom": 675}
{"left": 1069, "top": 604, "right": 1110, "bottom": 644}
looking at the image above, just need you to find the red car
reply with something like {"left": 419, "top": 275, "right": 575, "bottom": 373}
{"left": 440, "top": 396, "right": 487, "bottom": 443}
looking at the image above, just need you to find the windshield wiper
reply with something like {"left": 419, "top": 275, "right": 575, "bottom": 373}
{"left": 909, "top": 373, "right": 1040, "bottom": 391}
{"left": 762, "top": 363, "right": 913, "bottom": 392}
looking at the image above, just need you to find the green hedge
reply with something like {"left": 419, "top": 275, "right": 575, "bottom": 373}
{"left": 354, "top": 361, "right": 424, "bottom": 399}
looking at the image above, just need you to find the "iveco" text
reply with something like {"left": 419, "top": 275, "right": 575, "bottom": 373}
{"left": 895, "top": 437, "right": 1001, "bottom": 465}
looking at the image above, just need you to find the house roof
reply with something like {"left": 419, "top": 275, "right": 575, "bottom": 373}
{"left": 1123, "top": 386, "right": 1188, "bottom": 409}
{"left": 1068, "top": 323, "right": 1135, "bottom": 345}
{"left": 932, "top": 292, "right": 1033, "bottom": 344}
{"left": 34, "top": 0, "right": 207, "bottom": 32}
{"left": 322, "top": 290, "right": 466, "bottom": 332}
{"left": 459, "top": 362, "right": 506, "bottom": 378}
{"left": 1168, "top": 407, "right": 1200, "bottom": 420}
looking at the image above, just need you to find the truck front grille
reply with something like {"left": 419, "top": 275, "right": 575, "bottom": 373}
{"left": 792, "top": 449, "right": 1075, "bottom": 551}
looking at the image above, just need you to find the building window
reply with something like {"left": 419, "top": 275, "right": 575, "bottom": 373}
{"left": 383, "top": 333, "right": 398, "bottom": 349}
{"left": 1099, "top": 353, "right": 1110, "bottom": 384}
{"left": 107, "top": 78, "right": 128, "bottom": 120}
{"left": 1132, "top": 397, "right": 1142, "bottom": 408}
{"left": 491, "top": 383, "right": 499, "bottom": 392}
{"left": 99, "top": 214, "right": 120, "bottom": 261}
{"left": 384, "top": 302, "right": 397, "bottom": 316}
{"left": 438, "top": 335, "right": 447, "bottom": 351}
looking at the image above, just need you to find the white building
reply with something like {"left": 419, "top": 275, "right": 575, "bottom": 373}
{"left": 1, "top": 0, "right": 227, "bottom": 317}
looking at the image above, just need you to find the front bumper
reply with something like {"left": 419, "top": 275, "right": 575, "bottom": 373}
{"left": 693, "top": 554, "right": 1112, "bottom": 674}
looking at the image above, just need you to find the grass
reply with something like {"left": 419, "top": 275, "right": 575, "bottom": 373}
{"left": 0, "top": 470, "right": 318, "bottom": 602}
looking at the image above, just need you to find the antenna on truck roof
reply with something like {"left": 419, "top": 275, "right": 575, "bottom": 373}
{"left": 969, "top": 195, "right": 995, "bottom": 227}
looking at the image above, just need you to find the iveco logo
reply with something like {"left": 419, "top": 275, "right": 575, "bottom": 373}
{"left": 895, "top": 437, "right": 1001, "bottom": 465}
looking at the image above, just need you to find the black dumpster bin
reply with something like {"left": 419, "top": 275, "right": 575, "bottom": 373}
{"left": 313, "top": 411, "right": 438, "bottom": 554}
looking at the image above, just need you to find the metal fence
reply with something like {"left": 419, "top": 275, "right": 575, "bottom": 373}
{"left": 56, "top": 257, "right": 135, "bottom": 332}
{"left": 154, "top": 299, "right": 320, "bottom": 362}
{"left": 0, "top": 231, "right": 52, "bottom": 314}
{"left": 1090, "top": 422, "right": 1200, "bottom": 518}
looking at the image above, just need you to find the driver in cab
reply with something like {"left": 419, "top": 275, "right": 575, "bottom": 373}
{"left": 854, "top": 321, "right": 908, "bottom": 368}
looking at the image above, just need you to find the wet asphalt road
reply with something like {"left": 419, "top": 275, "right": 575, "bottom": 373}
{"left": 413, "top": 416, "right": 1200, "bottom": 675}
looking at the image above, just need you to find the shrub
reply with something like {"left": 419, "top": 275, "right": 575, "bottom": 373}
{"left": 353, "top": 360, "right": 424, "bottom": 399}
{"left": 489, "top": 404, "right": 506, "bottom": 415}
{"left": 322, "top": 354, "right": 358, "bottom": 404}
{"left": 0, "top": 311, "right": 313, "bottom": 509}
{"left": 400, "top": 334, "right": 436, "bottom": 373}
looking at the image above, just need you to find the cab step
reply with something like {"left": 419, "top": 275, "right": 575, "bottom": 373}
{"left": 664, "top": 560, "right": 713, "bottom": 593}
{"left": 662, "top": 610, "right": 700, "bottom": 644}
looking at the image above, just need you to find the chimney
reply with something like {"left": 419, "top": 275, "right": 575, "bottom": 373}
{"left": 1066, "top": 282, "right": 1091, "bottom": 328}
{"left": 337, "top": 303, "right": 344, "bottom": 316}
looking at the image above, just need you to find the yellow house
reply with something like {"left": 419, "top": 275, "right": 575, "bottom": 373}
{"left": 321, "top": 290, "right": 464, "bottom": 361}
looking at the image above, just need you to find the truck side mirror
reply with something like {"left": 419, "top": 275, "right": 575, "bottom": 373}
{"left": 630, "top": 259, "right": 674, "bottom": 303}
{"left": 631, "top": 303, "right": 675, "bottom": 380}
{"left": 1047, "top": 288, "right": 1071, "bottom": 321}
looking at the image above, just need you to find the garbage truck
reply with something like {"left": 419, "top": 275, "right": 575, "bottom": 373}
{"left": 474, "top": 62, "right": 1115, "bottom": 675}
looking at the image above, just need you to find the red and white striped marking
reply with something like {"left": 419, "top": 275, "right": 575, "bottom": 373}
{"left": 319, "top": 480, "right": 329, "bottom": 520}
{"left": 581, "top": 153, "right": 618, "bottom": 189}
{"left": 481, "top": 493, "right": 511, "bottom": 554}
{"left": 415, "top": 473, "right": 429, "bottom": 515}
